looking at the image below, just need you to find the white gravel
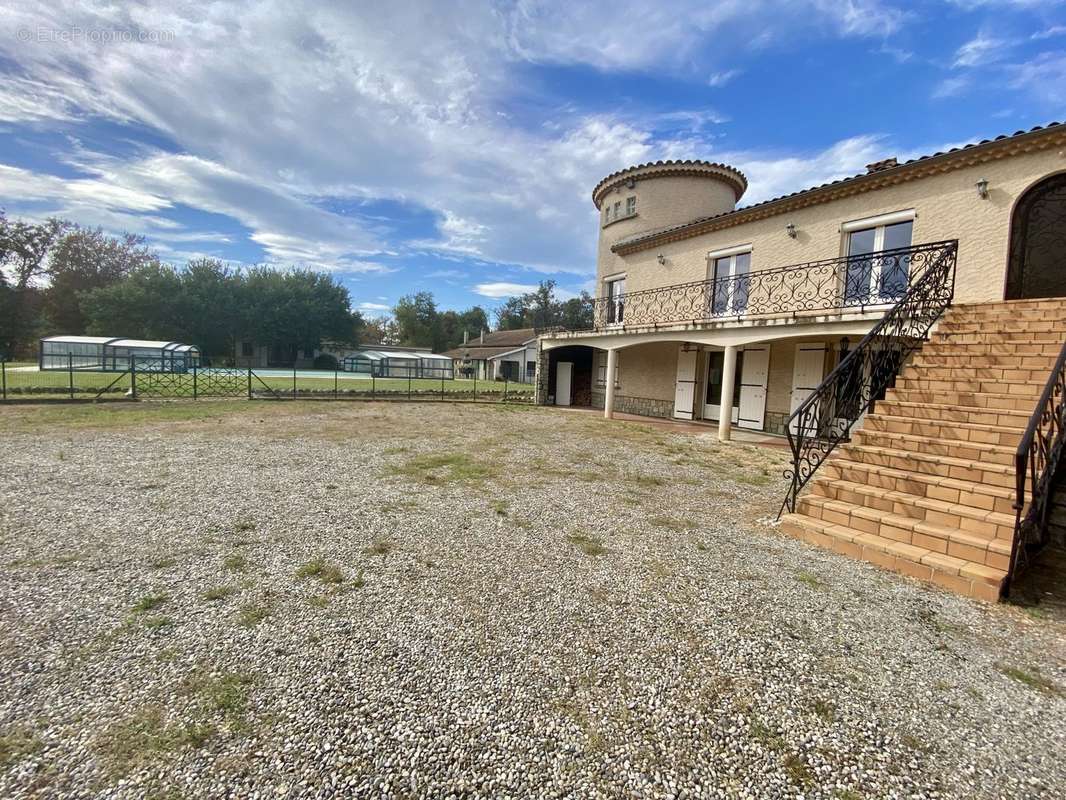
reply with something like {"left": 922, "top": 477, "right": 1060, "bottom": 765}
{"left": 0, "top": 400, "right": 1063, "bottom": 799}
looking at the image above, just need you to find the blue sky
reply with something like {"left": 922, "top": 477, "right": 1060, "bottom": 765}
{"left": 0, "top": 1, "right": 1064, "bottom": 320}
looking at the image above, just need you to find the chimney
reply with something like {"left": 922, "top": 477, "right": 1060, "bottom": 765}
{"left": 480, "top": 329, "right": 485, "bottom": 344}
{"left": 865, "top": 157, "right": 898, "bottom": 174}
{"left": 463, "top": 330, "right": 469, "bottom": 345}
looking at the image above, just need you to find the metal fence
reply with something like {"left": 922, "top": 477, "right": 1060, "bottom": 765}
{"left": 0, "top": 357, "right": 534, "bottom": 405}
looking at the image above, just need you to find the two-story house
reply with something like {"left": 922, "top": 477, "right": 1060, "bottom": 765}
{"left": 537, "top": 122, "right": 1066, "bottom": 602}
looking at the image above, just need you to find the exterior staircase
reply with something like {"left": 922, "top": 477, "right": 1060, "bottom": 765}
{"left": 781, "top": 297, "right": 1066, "bottom": 601}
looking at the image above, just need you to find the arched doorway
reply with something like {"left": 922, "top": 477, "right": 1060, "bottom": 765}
{"left": 1006, "top": 173, "right": 1066, "bottom": 300}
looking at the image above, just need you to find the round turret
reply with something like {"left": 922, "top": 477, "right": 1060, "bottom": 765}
{"left": 593, "top": 160, "right": 747, "bottom": 244}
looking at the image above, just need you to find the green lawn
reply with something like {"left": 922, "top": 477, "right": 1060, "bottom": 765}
{"left": 0, "top": 367, "right": 533, "bottom": 402}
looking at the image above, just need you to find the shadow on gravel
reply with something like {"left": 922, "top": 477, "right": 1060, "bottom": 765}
{"left": 1008, "top": 545, "right": 1066, "bottom": 624}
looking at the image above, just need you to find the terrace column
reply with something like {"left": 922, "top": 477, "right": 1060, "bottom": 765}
{"left": 718, "top": 345, "right": 737, "bottom": 442}
{"left": 604, "top": 348, "right": 618, "bottom": 419}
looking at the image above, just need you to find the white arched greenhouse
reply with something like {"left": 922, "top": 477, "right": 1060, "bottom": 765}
{"left": 39, "top": 336, "right": 201, "bottom": 373}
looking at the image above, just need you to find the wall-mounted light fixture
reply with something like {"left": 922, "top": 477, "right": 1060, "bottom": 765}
{"left": 786, "top": 222, "right": 797, "bottom": 238}
{"left": 657, "top": 253, "right": 666, "bottom": 265}
{"left": 976, "top": 177, "right": 989, "bottom": 199}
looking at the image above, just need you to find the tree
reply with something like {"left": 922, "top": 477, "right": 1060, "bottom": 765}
{"left": 361, "top": 316, "right": 399, "bottom": 345}
{"left": 46, "top": 227, "right": 161, "bottom": 333}
{"left": 393, "top": 291, "right": 442, "bottom": 350}
{"left": 0, "top": 214, "right": 68, "bottom": 357}
{"left": 493, "top": 280, "right": 593, "bottom": 331}
{"left": 438, "top": 305, "right": 489, "bottom": 351}
{"left": 238, "top": 268, "right": 355, "bottom": 353}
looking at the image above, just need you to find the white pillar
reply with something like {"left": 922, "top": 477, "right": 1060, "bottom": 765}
{"left": 718, "top": 345, "right": 737, "bottom": 441}
{"left": 604, "top": 348, "right": 618, "bottom": 419}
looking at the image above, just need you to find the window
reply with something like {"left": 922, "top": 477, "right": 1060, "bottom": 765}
{"left": 605, "top": 276, "right": 626, "bottom": 324}
{"left": 596, "top": 351, "right": 620, "bottom": 387}
{"left": 843, "top": 213, "right": 914, "bottom": 304}
{"left": 710, "top": 250, "right": 751, "bottom": 315}
{"left": 526, "top": 360, "right": 536, "bottom": 379}
{"left": 241, "top": 342, "right": 253, "bottom": 357}
{"left": 705, "top": 350, "right": 743, "bottom": 408}
{"left": 602, "top": 195, "right": 638, "bottom": 227}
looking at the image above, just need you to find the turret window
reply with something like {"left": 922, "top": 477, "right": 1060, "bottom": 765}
{"left": 601, "top": 195, "right": 638, "bottom": 227}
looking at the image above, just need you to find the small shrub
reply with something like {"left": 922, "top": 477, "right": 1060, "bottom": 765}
{"left": 566, "top": 533, "right": 607, "bottom": 557}
{"left": 0, "top": 726, "right": 42, "bottom": 768}
{"left": 296, "top": 558, "right": 345, "bottom": 585}
{"left": 996, "top": 663, "right": 1061, "bottom": 695}
{"left": 313, "top": 353, "right": 339, "bottom": 370}
{"left": 202, "top": 585, "right": 237, "bottom": 602}
{"left": 237, "top": 603, "right": 271, "bottom": 628}
{"left": 132, "top": 593, "right": 169, "bottom": 613}
{"left": 223, "top": 553, "right": 247, "bottom": 573}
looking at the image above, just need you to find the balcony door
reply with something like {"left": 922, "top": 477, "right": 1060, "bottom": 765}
{"left": 710, "top": 251, "right": 751, "bottom": 315}
{"left": 703, "top": 346, "right": 768, "bottom": 429}
{"left": 844, "top": 219, "right": 913, "bottom": 305}
{"left": 605, "top": 276, "right": 626, "bottom": 325}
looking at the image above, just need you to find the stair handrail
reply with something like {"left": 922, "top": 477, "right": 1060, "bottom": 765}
{"left": 1006, "top": 339, "right": 1066, "bottom": 594}
{"left": 778, "top": 239, "right": 959, "bottom": 518}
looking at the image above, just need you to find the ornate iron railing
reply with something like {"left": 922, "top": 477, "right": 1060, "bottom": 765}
{"left": 593, "top": 241, "right": 958, "bottom": 330}
{"left": 1006, "top": 341, "right": 1066, "bottom": 594}
{"left": 778, "top": 240, "right": 958, "bottom": 517}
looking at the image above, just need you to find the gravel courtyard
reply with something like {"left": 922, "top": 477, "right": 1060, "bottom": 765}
{"left": 0, "top": 401, "right": 1063, "bottom": 799}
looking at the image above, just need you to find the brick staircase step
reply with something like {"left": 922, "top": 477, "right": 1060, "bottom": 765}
{"left": 863, "top": 413, "right": 1024, "bottom": 449}
{"left": 809, "top": 478, "right": 1017, "bottom": 543}
{"left": 902, "top": 363, "right": 1056, "bottom": 384}
{"left": 895, "top": 376, "right": 1046, "bottom": 396}
{"left": 886, "top": 387, "right": 1039, "bottom": 412}
{"left": 797, "top": 494, "right": 1012, "bottom": 568}
{"left": 842, "top": 443, "right": 1015, "bottom": 489}
{"left": 778, "top": 515, "right": 1005, "bottom": 602}
{"left": 852, "top": 428, "right": 1016, "bottom": 467}
{"left": 820, "top": 458, "right": 1016, "bottom": 516}
{"left": 912, "top": 353, "right": 1060, "bottom": 370}
{"left": 872, "top": 399, "right": 1031, "bottom": 429}
{"left": 920, "top": 341, "right": 1064, "bottom": 357}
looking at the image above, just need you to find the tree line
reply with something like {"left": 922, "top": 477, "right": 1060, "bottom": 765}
{"left": 0, "top": 213, "right": 592, "bottom": 361}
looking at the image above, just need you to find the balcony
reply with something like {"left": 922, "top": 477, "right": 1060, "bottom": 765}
{"left": 590, "top": 241, "right": 958, "bottom": 332}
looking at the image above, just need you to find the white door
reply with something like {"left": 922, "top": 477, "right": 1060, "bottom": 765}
{"left": 555, "top": 362, "right": 573, "bottom": 406}
{"left": 673, "top": 348, "right": 698, "bottom": 420}
{"left": 788, "top": 344, "right": 826, "bottom": 434}
{"left": 737, "top": 346, "right": 769, "bottom": 430}
{"left": 703, "top": 349, "right": 740, "bottom": 423}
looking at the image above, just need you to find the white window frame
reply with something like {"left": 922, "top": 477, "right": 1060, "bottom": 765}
{"left": 596, "top": 350, "right": 620, "bottom": 388}
{"left": 706, "top": 244, "right": 753, "bottom": 316}
{"left": 840, "top": 210, "right": 915, "bottom": 303}
{"left": 603, "top": 273, "right": 626, "bottom": 327}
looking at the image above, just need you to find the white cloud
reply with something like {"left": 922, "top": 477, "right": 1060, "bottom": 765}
{"left": 473, "top": 281, "right": 539, "bottom": 298}
{"left": 707, "top": 68, "right": 742, "bottom": 87}
{"left": 952, "top": 34, "right": 1007, "bottom": 68}
{"left": 0, "top": 0, "right": 918, "bottom": 282}
{"left": 931, "top": 76, "right": 971, "bottom": 99}
{"left": 358, "top": 302, "right": 390, "bottom": 310}
{"left": 1032, "top": 25, "right": 1066, "bottom": 40}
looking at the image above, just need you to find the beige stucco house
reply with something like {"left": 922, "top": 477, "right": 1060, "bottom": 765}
{"left": 536, "top": 122, "right": 1066, "bottom": 602}
{"left": 537, "top": 122, "right": 1066, "bottom": 437}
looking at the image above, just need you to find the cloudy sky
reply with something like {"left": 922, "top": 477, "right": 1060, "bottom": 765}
{"left": 0, "top": 1, "right": 1063, "bottom": 316}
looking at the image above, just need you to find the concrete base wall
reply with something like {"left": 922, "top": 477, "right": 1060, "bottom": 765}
{"left": 592, "top": 389, "right": 674, "bottom": 419}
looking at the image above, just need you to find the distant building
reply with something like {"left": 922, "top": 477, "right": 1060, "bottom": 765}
{"left": 234, "top": 339, "right": 453, "bottom": 377}
{"left": 441, "top": 328, "right": 537, "bottom": 382}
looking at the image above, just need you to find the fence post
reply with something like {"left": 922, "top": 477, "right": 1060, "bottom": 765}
{"left": 247, "top": 367, "right": 252, "bottom": 399}
{"left": 131, "top": 357, "right": 137, "bottom": 399}
{"left": 473, "top": 371, "right": 477, "bottom": 402}
{"left": 334, "top": 368, "right": 338, "bottom": 400}
{"left": 68, "top": 353, "right": 74, "bottom": 399}
{"left": 441, "top": 372, "right": 445, "bottom": 401}
{"left": 504, "top": 378, "right": 508, "bottom": 403}
{"left": 293, "top": 364, "right": 297, "bottom": 400}
{"left": 1, "top": 360, "right": 6, "bottom": 402}
{"left": 372, "top": 372, "right": 376, "bottom": 400}
{"left": 193, "top": 365, "right": 198, "bottom": 400}
{"left": 408, "top": 374, "right": 412, "bottom": 401}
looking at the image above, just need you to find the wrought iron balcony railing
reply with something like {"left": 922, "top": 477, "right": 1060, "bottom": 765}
{"left": 592, "top": 241, "right": 959, "bottom": 330}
